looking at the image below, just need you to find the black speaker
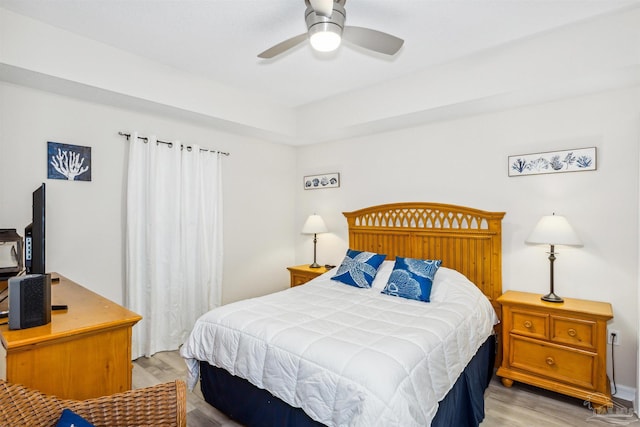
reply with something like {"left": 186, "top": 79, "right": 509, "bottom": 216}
{"left": 8, "top": 274, "right": 51, "bottom": 330}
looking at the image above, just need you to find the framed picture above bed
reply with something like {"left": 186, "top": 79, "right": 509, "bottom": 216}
{"left": 303, "top": 172, "right": 340, "bottom": 190}
{"left": 508, "top": 147, "right": 596, "bottom": 177}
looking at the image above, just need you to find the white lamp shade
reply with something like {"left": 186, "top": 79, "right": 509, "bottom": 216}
{"left": 302, "top": 214, "right": 328, "bottom": 234}
{"left": 525, "top": 214, "right": 582, "bottom": 247}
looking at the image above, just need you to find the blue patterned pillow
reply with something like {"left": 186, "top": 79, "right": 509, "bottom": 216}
{"left": 331, "top": 249, "right": 387, "bottom": 288}
{"left": 381, "top": 257, "right": 442, "bottom": 302}
{"left": 56, "top": 409, "right": 95, "bottom": 427}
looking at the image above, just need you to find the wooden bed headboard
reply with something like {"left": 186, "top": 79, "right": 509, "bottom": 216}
{"left": 343, "top": 202, "right": 506, "bottom": 317}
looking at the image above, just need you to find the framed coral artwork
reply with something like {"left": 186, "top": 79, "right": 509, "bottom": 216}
{"left": 508, "top": 147, "right": 596, "bottom": 177}
{"left": 47, "top": 141, "right": 92, "bottom": 181}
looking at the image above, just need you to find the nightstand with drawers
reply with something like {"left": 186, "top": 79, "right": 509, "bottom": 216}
{"left": 287, "top": 264, "right": 329, "bottom": 287}
{"left": 496, "top": 290, "right": 613, "bottom": 411}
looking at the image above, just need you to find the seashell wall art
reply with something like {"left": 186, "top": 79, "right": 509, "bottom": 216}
{"left": 303, "top": 173, "right": 340, "bottom": 190}
{"left": 508, "top": 147, "right": 596, "bottom": 177}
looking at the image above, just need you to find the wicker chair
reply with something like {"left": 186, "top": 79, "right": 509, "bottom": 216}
{"left": 0, "top": 379, "right": 187, "bottom": 427}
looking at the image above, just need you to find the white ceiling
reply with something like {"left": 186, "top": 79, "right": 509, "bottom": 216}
{"left": 1, "top": 0, "right": 638, "bottom": 110}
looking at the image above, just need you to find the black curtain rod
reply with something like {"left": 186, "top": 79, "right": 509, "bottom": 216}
{"left": 118, "top": 132, "right": 230, "bottom": 156}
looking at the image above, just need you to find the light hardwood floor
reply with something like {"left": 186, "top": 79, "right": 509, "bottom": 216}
{"left": 132, "top": 350, "right": 636, "bottom": 427}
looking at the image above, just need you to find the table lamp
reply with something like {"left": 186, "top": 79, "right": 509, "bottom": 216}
{"left": 526, "top": 213, "right": 582, "bottom": 303}
{"left": 302, "top": 214, "right": 328, "bottom": 268}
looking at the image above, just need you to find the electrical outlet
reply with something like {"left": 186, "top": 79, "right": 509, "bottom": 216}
{"left": 608, "top": 329, "right": 620, "bottom": 346}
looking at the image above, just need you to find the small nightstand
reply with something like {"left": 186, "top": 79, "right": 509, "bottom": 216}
{"left": 496, "top": 290, "right": 613, "bottom": 411}
{"left": 287, "top": 264, "right": 329, "bottom": 287}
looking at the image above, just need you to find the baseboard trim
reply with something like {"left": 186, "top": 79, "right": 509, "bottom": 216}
{"left": 612, "top": 382, "right": 636, "bottom": 409}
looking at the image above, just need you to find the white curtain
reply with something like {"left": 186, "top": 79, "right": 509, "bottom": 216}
{"left": 125, "top": 132, "right": 223, "bottom": 359}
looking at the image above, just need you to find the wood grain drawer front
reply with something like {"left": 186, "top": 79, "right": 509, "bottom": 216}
{"left": 510, "top": 335, "right": 597, "bottom": 390}
{"left": 288, "top": 265, "right": 329, "bottom": 287}
{"left": 551, "top": 316, "right": 596, "bottom": 350}
{"left": 511, "top": 309, "right": 548, "bottom": 340}
{"left": 291, "top": 273, "right": 312, "bottom": 287}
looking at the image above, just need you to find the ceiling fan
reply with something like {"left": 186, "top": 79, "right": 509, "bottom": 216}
{"left": 258, "top": 0, "right": 404, "bottom": 59}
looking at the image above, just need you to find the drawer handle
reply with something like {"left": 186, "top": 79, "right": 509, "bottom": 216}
{"left": 523, "top": 320, "right": 533, "bottom": 329}
{"left": 546, "top": 357, "right": 555, "bottom": 366}
{"left": 567, "top": 328, "right": 577, "bottom": 337}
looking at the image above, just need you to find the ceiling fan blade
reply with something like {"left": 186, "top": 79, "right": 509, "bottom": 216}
{"left": 258, "top": 33, "right": 308, "bottom": 59}
{"left": 308, "top": 0, "right": 334, "bottom": 17}
{"left": 342, "top": 26, "right": 404, "bottom": 56}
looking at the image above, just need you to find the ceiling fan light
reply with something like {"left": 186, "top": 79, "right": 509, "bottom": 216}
{"left": 309, "top": 30, "right": 341, "bottom": 52}
{"left": 305, "top": 3, "right": 345, "bottom": 53}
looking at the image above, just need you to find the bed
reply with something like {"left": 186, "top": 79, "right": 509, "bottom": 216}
{"left": 181, "top": 202, "right": 506, "bottom": 426}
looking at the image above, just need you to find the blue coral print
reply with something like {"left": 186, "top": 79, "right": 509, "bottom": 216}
{"left": 331, "top": 249, "right": 386, "bottom": 288}
{"left": 47, "top": 141, "right": 92, "bottom": 181}
{"left": 382, "top": 257, "right": 442, "bottom": 302}
{"left": 508, "top": 148, "right": 596, "bottom": 177}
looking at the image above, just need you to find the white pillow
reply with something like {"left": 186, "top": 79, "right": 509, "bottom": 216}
{"left": 429, "top": 266, "right": 479, "bottom": 302}
{"left": 371, "top": 260, "right": 394, "bottom": 290}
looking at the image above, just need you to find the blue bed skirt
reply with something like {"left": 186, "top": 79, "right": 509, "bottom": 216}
{"left": 199, "top": 335, "right": 496, "bottom": 427}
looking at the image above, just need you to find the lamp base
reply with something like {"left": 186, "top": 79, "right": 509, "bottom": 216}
{"left": 309, "top": 262, "right": 322, "bottom": 268}
{"left": 541, "top": 292, "right": 564, "bottom": 303}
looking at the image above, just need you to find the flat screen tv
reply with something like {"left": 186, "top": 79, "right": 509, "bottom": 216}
{"left": 25, "top": 183, "right": 45, "bottom": 275}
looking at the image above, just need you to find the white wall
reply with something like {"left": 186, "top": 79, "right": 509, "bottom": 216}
{"left": 296, "top": 86, "right": 640, "bottom": 395}
{"left": 0, "top": 81, "right": 297, "bottom": 305}
{"left": 0, "top": 8, "right": 297, "bottom": 142}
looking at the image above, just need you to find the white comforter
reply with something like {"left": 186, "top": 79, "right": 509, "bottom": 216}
{"left": 181, "top": 263, "right": 498, "bottom": 427}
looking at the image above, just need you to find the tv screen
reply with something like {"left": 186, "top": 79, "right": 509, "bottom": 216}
{"left": 26, "top": 183, "right": 45, "bottom": 275}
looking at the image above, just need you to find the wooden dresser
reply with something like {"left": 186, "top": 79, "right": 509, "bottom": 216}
{"left": 0, "top": 273, "right": 141, "bottom": 399}
{"left": 287, "top": 264, "right": 329, "bottom": 287}
{"left": 496, "top": 290, "right": 613, "bottom": 410}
